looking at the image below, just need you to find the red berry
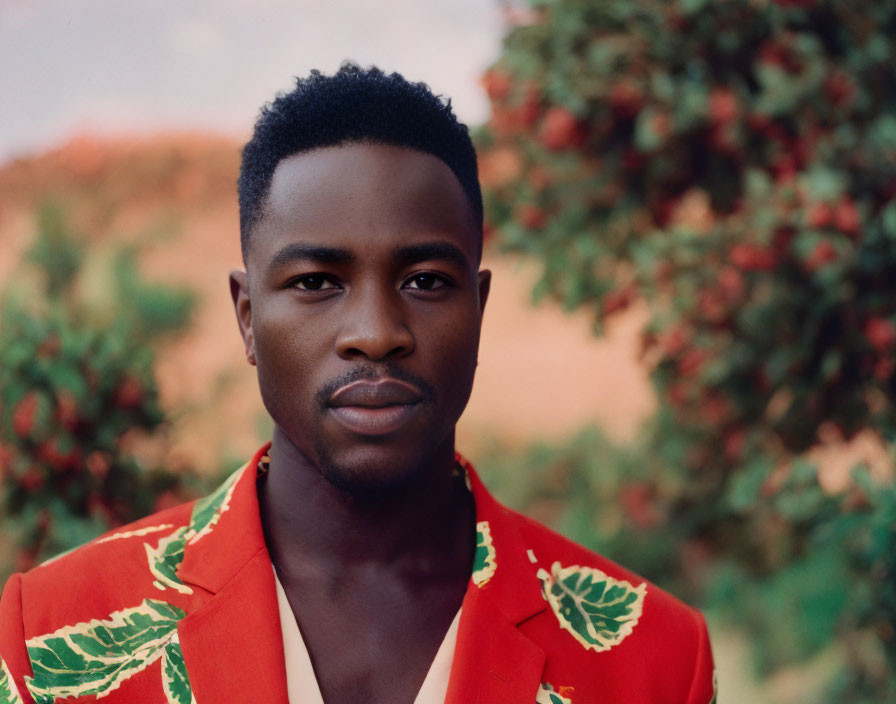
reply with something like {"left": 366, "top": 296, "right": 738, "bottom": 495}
{"left": 803, "top": 240, "right": 838, "bottom": 272}
{"left": 717, "top": 267, "right": 745, "bottom": 303}
{"left": 724, "top": 428, "right": 746, "bottom": 462}
{"left": 114, "top": 376, "right": 143, "bottom": 409}
{"left": 602, "top": 285, "right": 636, "bottom": 316}
{"left": 698, "top": 289, "right": 726, "bottom": 322}
{"left": 538, "top": 107, "right": 580, "bottom": 151}
{"left": 55, "top": 391, "right": 79, "bottom": 430}
{"left": 19, "top": 465, "right": 44, "bottom": 491}
{"left": 865, "top": 317, "right": 896, "bottom": 353}
{"left": 678, "top": 348, "right": 709, "bottom": 378}
{"left": 609, "top": 82, "right": 644, "bottom": 118}
{"left": 515, "top": 203, "right": 547, "bottom": 230}
{"left": 699, "top": 394, "right": 733, "bottom": 424}
{"left": 37, "top": 438, "right": 80, "bottom": 472}
{"left": 515, "top": 91, "right": 542, "bottom": 129}
{"left": 86, "top": 451, "right": 112, "bottom": 479}
{"left": 663, "top": 325, "right": 688, "bottom": 356}
{"left": 709, "top": 89, "right": 738, "bottom": 125}
{"left": 651, "top": 111, "right": 671, "bottom": 139}
{"left": 729, "top": 243, "right": 776, "bottom": 271}
{"left": 481, "top": 68, "right": 512, "bottom": 101}
{"left": 808, "top": 202, "right": 834, "bottom": 229}
{"left": 824, "top": 71, "right": 855, "bottom": 108}
{"left": 834, "top": 198, "right": 860, "bottom": 237}
{"left": 12, "top": 392, "right": 39, "bottom": 438}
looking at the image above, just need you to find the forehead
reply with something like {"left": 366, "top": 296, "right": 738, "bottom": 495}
{"left": 248, "top": 142, "right": 479, "bottom": 268}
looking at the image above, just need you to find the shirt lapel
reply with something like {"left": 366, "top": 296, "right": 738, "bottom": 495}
{"left": 175, "top": 444, "right": 290, "bottom": 704}
{"left": 445, "top": 584, "right": 545, "bottom": 703}
{"left": 446, "top": 456, "right": 549, "bottom": 702}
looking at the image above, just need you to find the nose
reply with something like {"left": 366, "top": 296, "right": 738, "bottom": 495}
{"left": 335, "top": 283, "right": 415, "bottom": 361}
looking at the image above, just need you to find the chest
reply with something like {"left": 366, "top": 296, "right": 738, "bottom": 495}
{"left": 278, "top": 574, "right": 464, "bottom": 704}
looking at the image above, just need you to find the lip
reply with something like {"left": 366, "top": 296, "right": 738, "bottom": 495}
{"left": 329, "top": 404, "right": 421, "bottom": 436}
{"left": 328, "top": 378, "right": 423, "bottom": 408}
{"left": 327, "top": 378, "right": 424, "bottom": 436}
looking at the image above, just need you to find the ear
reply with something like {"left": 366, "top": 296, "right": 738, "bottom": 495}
{"left": 229, "top": 270, "right": 256, "bottom": 365}
{"left": 477, "top": 268, "right": 491, "bottom": 321}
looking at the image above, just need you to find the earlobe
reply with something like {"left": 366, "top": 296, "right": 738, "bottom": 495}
{"left": 229, "top": 270, "right": 256, "bottom": 366}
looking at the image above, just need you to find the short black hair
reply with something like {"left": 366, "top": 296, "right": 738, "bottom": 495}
{"left": 238, "top": 63, "right": 483, "bottom": 260}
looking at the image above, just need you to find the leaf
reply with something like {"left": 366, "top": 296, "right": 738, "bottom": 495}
{"left": 185, "top": 469, "right": 240, "bottom": 545}
{"left": 144, "top": 466, "right": 242, "bottom": 596}
{"left": 25, "top": 599, "right": 185, "bottom": 701}
{"left": 145, "top": 528, "right": 191, "bottom": 595}
{"left": 471, "top": 521, "right": 497, "bottom": 586}
{"left": 161, "top": 636, "right": 192, "bottom": 704}
{"left": 537, "top": 561, "right": 646, "bottom": 652}
{"left": 0, "top": 656, "right": 25, "bottom": 704}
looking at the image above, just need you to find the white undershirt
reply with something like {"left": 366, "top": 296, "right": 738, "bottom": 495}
{"left": 273, "top": 570, "right": 460, "bottom": 704}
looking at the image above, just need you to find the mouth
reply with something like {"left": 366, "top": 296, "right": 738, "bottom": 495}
{"left": 326, "top": 378, "right": 424, "bottom": 436}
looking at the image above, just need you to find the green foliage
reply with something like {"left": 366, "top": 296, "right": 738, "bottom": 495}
{"left": 0, "top": 203, "right": 197, "bottom": 578}
{"left": 479, "top": 1, "right": 896, "bottom": 699}
{"left": 25, "top": 599, "right": 185, "bottom": 702}
{"left": 107, "top": 244, "right": 196, "bottom": 345}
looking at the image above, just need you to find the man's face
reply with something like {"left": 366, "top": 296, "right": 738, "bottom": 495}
{"left": 231, "top": 143, "right": 490, "bottom": 493}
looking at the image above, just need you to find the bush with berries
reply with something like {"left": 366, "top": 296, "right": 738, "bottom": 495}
{"left": 0, "top": 203, "right": 197, "bottom": 577}
{"left": 478, "top": 1, "right": 896, "bottom": 700}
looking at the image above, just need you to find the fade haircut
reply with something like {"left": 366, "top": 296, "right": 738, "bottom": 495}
{"left": 238, "top": 63, "right": 483, "bottom": 260}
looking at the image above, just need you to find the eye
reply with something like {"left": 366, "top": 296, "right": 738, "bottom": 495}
{"left": 293, "top": 274, "right": 340, "bottom": 291}
{"left": 404, "top": 273, "right": 448, "bottom": 291}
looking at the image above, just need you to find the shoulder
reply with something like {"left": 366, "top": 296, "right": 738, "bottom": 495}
{"left": 506, "top": 503, "right": 704, "bottom": 629}
{"left": 4, "top": 500, "right": 196, "bottom": 634}
{"left": 481, "top": 499, "right": 717, "bottom": 703}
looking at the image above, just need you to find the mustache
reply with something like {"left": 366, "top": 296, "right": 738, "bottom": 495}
{"left": 315, "top": 365, "right": 437, "bottom": 408}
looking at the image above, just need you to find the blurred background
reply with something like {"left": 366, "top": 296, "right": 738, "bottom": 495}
{"left": 2, "top": 1, "right": 895, "bottom": 702}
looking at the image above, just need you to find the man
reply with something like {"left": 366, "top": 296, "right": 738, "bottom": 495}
{"left": 0, "top": 65, "right": 716, "bottom": 704}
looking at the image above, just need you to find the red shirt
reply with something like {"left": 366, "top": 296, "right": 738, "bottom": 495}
{"left": 0, "top": 445, "right": 716, "bottom": 703}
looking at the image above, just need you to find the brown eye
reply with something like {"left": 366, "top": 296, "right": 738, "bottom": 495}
{"left": 295, "top": 275, "right": 338, "bottom": 291}
{"left": 405, "top": 273, "right": 446, "bottom": 291}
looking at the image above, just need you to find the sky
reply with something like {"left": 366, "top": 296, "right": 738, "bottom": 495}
{"left": 0, "top": 0, "right": 504, "bottom": 164}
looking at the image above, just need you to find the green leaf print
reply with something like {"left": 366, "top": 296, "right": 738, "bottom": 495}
{"left": 186, "top": 469, "right": 239, "bottom": 545}
{"left": 536, "top": 682, "right": 573, "bottom": 704}
{"left": 146, "top": 528, "right": 190, "bottom": 595}
{"left": 25, "top": 599, "right": 186, "bottom": 701}
{"left": 144, "top": 467, "right": 240, "bottom": 595}
{"left": 161, "top": 637, "right": 191, "bottom": 704}
{"left": 537, "top": 561, "right": 646, "bottom": 652}
{"left": 472, "top": 521, "right": 497, "bottom": 586}
{"left": 0, "top": 657, "right": 25, "bottom": 704}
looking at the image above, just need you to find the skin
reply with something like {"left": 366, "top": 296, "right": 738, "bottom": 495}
{"left": 230, "top": 142, "right": 491, "bottom": 704}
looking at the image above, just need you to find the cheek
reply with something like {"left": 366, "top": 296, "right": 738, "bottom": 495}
{"left": 252, "top": 305, "right": 334, "bottom": 398}
{"left": 419, "top": 309, "right": 482, "bottom": 390}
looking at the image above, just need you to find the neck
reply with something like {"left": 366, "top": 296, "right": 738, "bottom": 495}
{"left": 259, "top": 426, "right": 475, "bottom": 583}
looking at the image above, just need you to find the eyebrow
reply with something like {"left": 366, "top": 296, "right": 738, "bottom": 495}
{"left": 266, "top": 240, "right": 471, "bottom": 277}
{"left": 393, "top": 242, "right": 470, "bottom": 270}
{"left": 267, "top": 243, "right": 354, "bottom": 275}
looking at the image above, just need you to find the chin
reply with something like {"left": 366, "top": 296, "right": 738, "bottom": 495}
{"left": 313, "top": 442, "right": 429, "bottom": 498}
